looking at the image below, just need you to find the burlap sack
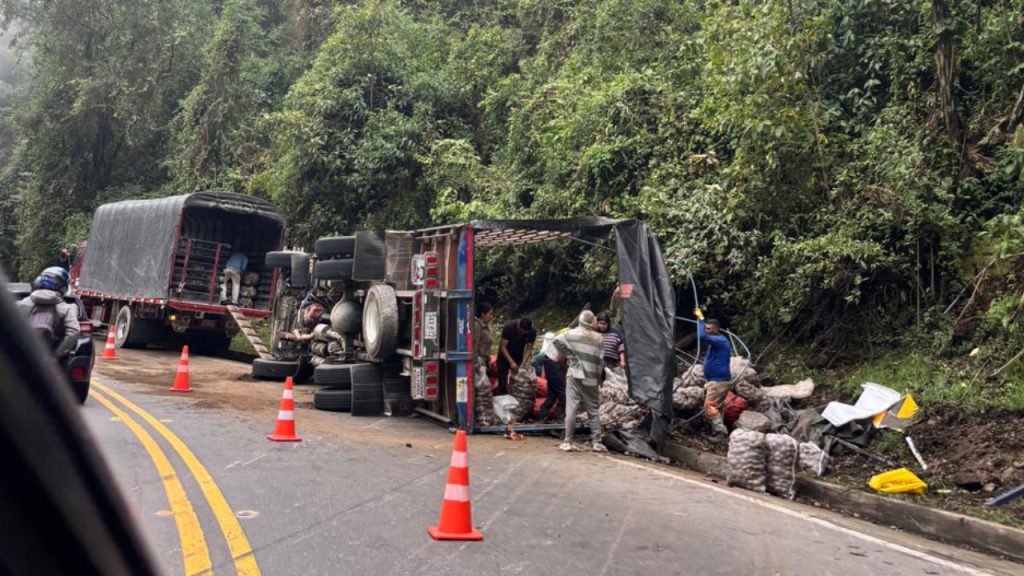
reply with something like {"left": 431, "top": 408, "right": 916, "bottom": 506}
{"left": 727, "top": 429, "right": 768, "bottom": 493}
{"left": 507, "top": 368, "right": 537, "bottom": 421}
{"left": 735, "top": 410, "right": 773, "bottom": 433}
{"left": 673, "top": 386, "right": 706, "bottom": 411}
{"left": 474, "top": 363, "right": 494, "bottom": 426}
{"left": 799, "top": 441, "right": 829, "bottom": 476}
{"left": 765, "top": 433, "right": 799, "bottom": 499}
{"left": 734, "top": 379, "right": 766, "bottom": 408}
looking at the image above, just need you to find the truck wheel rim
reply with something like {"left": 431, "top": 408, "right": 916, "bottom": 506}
{"left": 365, "top": 298, "right": 379, "bottom": 345}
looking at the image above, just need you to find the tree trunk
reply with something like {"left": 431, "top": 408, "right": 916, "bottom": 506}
{"left": 933, "top": 0, "right": 962, "bottom": 147}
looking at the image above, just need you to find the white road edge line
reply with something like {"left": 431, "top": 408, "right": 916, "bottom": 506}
{"left": 604, "top": 456, "right": 996, "bottom": 576}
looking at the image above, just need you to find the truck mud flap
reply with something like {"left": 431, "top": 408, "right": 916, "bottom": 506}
{"left": 350, "top": 363, "right": 384, "bottom": 416}
{"left": 353, "top": 230, "right": 386, "bottom": 281}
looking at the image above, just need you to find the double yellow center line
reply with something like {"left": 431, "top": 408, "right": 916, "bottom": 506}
{"left": 92, "top": 381, "right": 261, "bottom": 576}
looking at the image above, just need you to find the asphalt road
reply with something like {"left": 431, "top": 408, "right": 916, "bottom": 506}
{"left": 81, "top": 347, "right": 1023, "bottom": 576}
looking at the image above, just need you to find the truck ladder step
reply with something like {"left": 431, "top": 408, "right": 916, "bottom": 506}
{"left": 226, "top": 305, "right": 273, "bottom": 360}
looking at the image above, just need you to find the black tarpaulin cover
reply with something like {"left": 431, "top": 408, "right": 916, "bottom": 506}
{"left": 470, "top": 217, "right": 677, "bottom": 451}
{"left": 78, "top": 192, "right": 282, "bottom": 300}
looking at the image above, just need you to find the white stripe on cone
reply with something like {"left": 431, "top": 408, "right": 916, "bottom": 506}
{"left": 282, "top": 390, "right": 294, "bottom": 400}
{"left": 450, "top": 451, "right": 468, "bottom": 469}
{"left": 177, "top": 365, "right": 188, "bottom": 373}
{"left": 443, "top": 483, "right": 470, "bottom": 502}
{"left": 277, "top": 410, "right": 295, "bottom": 421}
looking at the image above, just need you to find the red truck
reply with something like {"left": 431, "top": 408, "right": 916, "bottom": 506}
{"left": 71, "top": 191, "right": 286, "bottom": 353}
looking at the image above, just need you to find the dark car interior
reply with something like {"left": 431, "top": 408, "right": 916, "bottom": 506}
{"left": 0, "top": 271, "right": 159, "bottom": 574}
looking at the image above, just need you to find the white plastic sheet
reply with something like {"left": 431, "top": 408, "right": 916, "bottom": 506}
{"left": 821, "top": 382, "right": 901, "bottom": 427}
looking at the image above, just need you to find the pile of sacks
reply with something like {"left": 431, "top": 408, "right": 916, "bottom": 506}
{"left": 673, "top": 357, "right": 764, "bottom": 416}
{"left": 598, "top": 368, "right": 649, "bottom": 430}
{"left": 727, "top": 429, "right": 829, "bottom": 498}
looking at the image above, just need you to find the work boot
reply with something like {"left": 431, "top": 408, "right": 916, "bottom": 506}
{"left": 708, "top": 416, "right": 730, "bottom": 444}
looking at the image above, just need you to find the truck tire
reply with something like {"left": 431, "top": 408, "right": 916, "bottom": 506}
{"left": 363, "top": 284, "right": 398, "bottom": 361}
{"left": 252, "top": 358, "right": 302, "bottom": 380}
{"left": 314, "top": 259, "right": 354, "bottom": 281}
{"left": 314, "top": 236, "right": 356, "bottom": 259}
{"left": 113, "top": 306, "right": 157, "bottom": 349}
{"left": 290, "top": 253, "right": 311, "bottom": 289}
{"left": 314, "top": 363, "right": 352, "bottom": 387}
{"left": 313, "top": 387, "right": 352, "bottom": 412}
{"left": 266, "top": 250, "right": 302, "bottom": 269}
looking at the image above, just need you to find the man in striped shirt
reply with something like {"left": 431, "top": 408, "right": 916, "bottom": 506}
{"left": 553, "top": 310, "right": 607, "bottom": 452}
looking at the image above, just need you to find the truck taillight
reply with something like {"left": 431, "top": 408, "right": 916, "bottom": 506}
{"left": 424, "top": 251, "right": 439, "bottom": 289}
{"left": 423, "top": 361, "right": 439, "bottom": 400}
{"left": 80, "top": 321, "right": 92, "bottom": 337}
{"left": 70, "top": 366, "right": 87, "bottom": 381}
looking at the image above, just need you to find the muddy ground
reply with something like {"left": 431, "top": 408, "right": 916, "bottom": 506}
{"left": 672, "top": 400, "right": 1024, "bottom": 528}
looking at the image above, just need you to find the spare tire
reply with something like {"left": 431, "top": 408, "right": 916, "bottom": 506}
{"left": 290, "top": 253, "right": 311, "bottom": 289}
{"left": 314, "top": 259, "right": 354, "bottom": 281}
{"left": 315, "top": 236, "right": 356, "bottom": 259}
{"left": 314, "top": 363, "right": 352, "bottom": 387}
{"left": 363, "top": 284, "right": 398, "bottom": 361}
{"left": 266, "top": 251, "right": 302, "bottom": 269}
{"left": 252, "top": 358, "right": 302, "bottom": 380}
{"left": 313, "top": 387, "right": 352, "bottom": 412}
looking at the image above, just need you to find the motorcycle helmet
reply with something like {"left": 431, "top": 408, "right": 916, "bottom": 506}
{"left": 34, "top": 267, "right": 70, "bottom": 294}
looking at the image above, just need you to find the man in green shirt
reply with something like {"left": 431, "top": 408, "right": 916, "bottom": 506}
{"left": 553, "top": 310, "right": 606, "bottom": 452}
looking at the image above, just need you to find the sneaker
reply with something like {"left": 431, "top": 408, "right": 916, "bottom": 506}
{"left": 558, "top": 441, "right": 576, "bottom": 452}
{"left": 591, "top": 442, "right": 608, "bottom": 453}
{"left": 708, "top": 431, "right": 729, "bottom": 444}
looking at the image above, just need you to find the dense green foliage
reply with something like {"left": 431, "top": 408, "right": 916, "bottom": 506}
{"left": 3, "top": 0, "right": 1024, "bottom": 397}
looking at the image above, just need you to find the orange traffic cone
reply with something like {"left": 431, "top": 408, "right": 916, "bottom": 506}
{"left": 428, "top": 430, "right": 482, "bottom": 541}
{"left": 267, "top": 377, "right": 301, "bottom": 442}
{"left": 169, "top": 346, "right": 192, "bottom": 392}
{"left": 100, "top": 331, "right": 117, "bottom": 360}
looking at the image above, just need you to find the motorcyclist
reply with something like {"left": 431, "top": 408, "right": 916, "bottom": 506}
{"left": 18, "top": 267, "right": 80, "bottom": 357}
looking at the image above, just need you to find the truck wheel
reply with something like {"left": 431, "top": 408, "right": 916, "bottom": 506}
{"left": 252, "top": 358, "right": 302, "bottom": 380}
{"left": 114, "top": 306, "right": 151, "bottom": 349}
{"left": 290, "top": 253, "right": 311, "bottom": 289}
{"left": 363, "top": 284, "right": 398, "bottom": 361}
{"left": 266, "top": 251, "right": 302, "bottom": 269}
{"left": 314, "top": 363, "right": 352, "bottom": 387}
{"left": 314, "top": 236, "right": 355, "bottom": 259}
{"left": 313, "top": 387, "right": 352, "bottom": 412}
{"left": 314, "top": 259, "right": 354, "bottom": 281}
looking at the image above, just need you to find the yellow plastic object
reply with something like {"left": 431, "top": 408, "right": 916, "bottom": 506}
{"left": 868, "top": 468, "right": 928, "bottom": 495}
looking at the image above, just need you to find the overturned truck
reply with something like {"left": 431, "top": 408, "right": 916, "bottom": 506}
{"left": 260, "top": 218, "right": 677, "bottom": 450}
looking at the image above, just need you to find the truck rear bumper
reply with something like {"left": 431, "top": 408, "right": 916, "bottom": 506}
{"left": 167, "top": 300, "right": 271, "bottom": 318}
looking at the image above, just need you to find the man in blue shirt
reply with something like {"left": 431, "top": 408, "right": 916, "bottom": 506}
{"left": 695, "top": 307, "right": 732, "bottom": 442}
{"left": 221, "top": 251, "right": 248, "bottom": 305}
